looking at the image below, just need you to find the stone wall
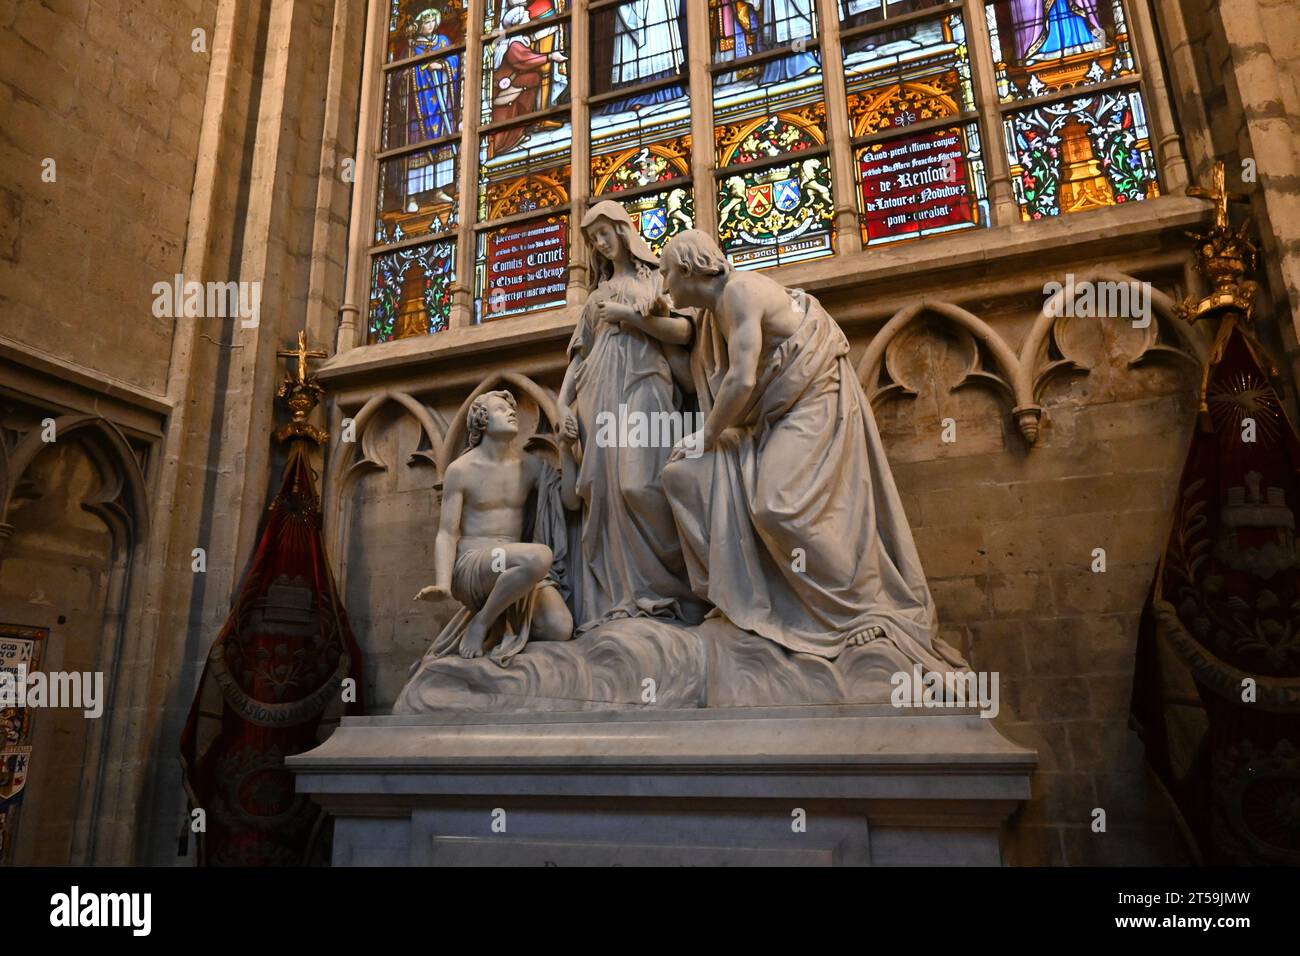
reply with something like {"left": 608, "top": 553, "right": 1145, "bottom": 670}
{"left": 872, "top": 302, "right": 1199, "bottom": 865}
{"left": 0, "top": 0, "right": 219, "bottom": 392}
{"left": 1165, "top": 0, "right": 1300, "bottom": 374}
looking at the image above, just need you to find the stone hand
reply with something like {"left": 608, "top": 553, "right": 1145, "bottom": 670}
{"left": 415, "top": 584, "right": 451, "bottom": 603}
{"left": 560, "top": 409, "right": 580, "bottom": 445}
{"left": 597, "top": 300, "right": 637, "bottom": 327}
{"left": 668, "top": 428, "right": 709, "bottom": 464}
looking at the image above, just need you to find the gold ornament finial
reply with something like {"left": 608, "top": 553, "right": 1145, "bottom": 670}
{"left": 279, "top": 330, "right": 328, "bottom": 387}
{"left": 276, "top": 330, "right": 330, "bottom": 445}
{"left": 1180, "top": 161, "right": 1258, "bottom": 325}
{"left": 1180, "top": 162, "right": 1270, "bottom": 430}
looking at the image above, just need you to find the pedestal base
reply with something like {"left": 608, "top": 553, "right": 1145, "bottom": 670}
{"left": 290, "top": 705, "right": 1036, "bottom": 866}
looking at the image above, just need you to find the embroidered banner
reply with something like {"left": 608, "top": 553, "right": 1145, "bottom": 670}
{"left": 1132, "top": 321, "right": 1300, "bottom": 864}
{"left": 0, "top": 622, "right": 49, "bottom": 865}
{"left": 179, "top": 444, "right": 365, "bottom": 865}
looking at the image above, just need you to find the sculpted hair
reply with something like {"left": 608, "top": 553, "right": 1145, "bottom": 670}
{"left": 466, "top": 390, "right": 517, "bottom": 448}
{"left": 662, "top": 230, "right": 733, "bottom": 278}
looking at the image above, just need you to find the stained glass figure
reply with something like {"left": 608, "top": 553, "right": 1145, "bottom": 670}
{"left": 985, "top": 0, "right": 1135, "bottom": 102}
{"left": 387, "top": 0, "right": 467, "bottom": 63}
{"left": 475, "top": 214, "right": 570, "bottom": 321}
{"left": 368, "top": 240, "right": 456, "bottom": 342}
{"left": 710, "top": 0, "right": 817, "bottom": 63}
{"left": 484, "top": 0, "right": 569, "bottom": 34}
{"left": 590, "top": 93, "right": 691, "bottom": 196}
{"left": 590, "top": 0, "right": 687, "bottom": 94}
{"left": 843, "top": 14, "right": 974, "bottom": 138}
{"left": 717, "top": 158, "right": 835, "bottom": 268}
{"left": 858, "top": 124, "right": 987, "bottom": 243}
{"left": 376, "top": 145, "right": 461, "bottom": 245}
{"left": 383, "top": 59, "right": 463, "bottom": 151}
{"left": 1004, "top": 87, "right": 1158, "bottom": 219}
{"left": 614, "top": 186, "right": 695, "bottom": 257}
{"left": 482, "top": 21, "right": 570, "bottom": 129}
{"left": 714, "top": 51, "right": 826, "bottom": 167}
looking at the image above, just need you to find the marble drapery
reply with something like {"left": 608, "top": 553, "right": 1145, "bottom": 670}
{"left": 663, "top": 288, "right": 954, "bottom": 668}
{"left": 566, "top": 207, "right": 705, "bottom": 633}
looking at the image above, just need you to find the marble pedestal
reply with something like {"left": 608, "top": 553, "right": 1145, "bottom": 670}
{"left": 289, "top": 705, "right": 1036, "bottom": 866}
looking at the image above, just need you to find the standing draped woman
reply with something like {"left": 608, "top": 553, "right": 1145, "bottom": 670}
{"left": 559, "top": 201, "right": 706, "bottom": 633}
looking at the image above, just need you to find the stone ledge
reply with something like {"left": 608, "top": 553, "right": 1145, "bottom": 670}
{"left": 290, "top": 708, "right": 1036, "bottom": 865}
{"left": 315, "top": 194, "right": 1211, "bottom": 394}
{"left": 0, "top": 334, "right": 173, "bottom": 439}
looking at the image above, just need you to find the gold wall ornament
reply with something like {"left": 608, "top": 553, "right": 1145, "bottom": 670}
{"left": 275, "top": 330, "right": 330, "bottom": 445}
{"left": 1179, "top": 162, "right": 1269, "bottom": 424}
{"left": 1181, "top": 161, "right": 1259, "bottom": 326}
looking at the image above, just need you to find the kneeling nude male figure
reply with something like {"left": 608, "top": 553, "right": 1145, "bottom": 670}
{"left": 415, "top": 390, "right": 574, "bottom": 661}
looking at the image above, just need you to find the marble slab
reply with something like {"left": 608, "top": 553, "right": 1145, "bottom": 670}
{"left": 290, "top": 705, "right": 1036, "bottom": 866}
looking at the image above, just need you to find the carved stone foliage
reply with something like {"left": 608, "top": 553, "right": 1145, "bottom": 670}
{"left": 855, "top": 272, "right": 1209, "bottom": 445}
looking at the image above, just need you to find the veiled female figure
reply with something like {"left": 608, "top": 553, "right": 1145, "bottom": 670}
{"left": 558, "top": 201, "right": 706, "bottom": 632}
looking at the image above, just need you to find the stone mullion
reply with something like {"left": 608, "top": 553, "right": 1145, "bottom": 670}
{"left": 963, "top": 0, "right": 1019, "bottom": 225}
{"left": 338, "top": 0, "right": 388, "bottom": 349}
{"left": 452, "top": 7, "right": 487, "bottom": 328}
{"left": 568, "top": 0, "right": 592, "bottom": 306}
{"left": 815, "top": 0, "right": 862, "bottom": 254}
{"left": 1125, "top": 0, "right": 1189, "bottom": 194}
{"left": 687, "top": 0, "right": 717, "bottom": 236}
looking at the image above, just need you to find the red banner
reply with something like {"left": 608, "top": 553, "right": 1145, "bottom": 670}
{"left": 1132, "top": 321, "right": 1300, "bottom": 864}
{"left": 180, "top": 444, "right": 365, "bottom": 866}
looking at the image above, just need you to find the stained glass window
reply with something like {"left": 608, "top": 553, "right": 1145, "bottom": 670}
{"left": 714, "top": 51, "right": 827, "bottom": 167}
{"left": 858, "top": 126, "right": 987, "bottom": 243}
{"left": 710, "top": 3, "right": 833, "bottom": 269}
{"left": 842, "top": 14, "right": 974, "bottom": 138}
{"left": 618, "top": 185, "right": 696, "bottom": 257}
{"left": 480, "top": 21, "right": 571, "bottom": 127}
{"left": 1004, "top": 87, "right": 1158, "bottom": 219}
{"left": 484, "top": 0, "right": 571, "bottom": 34}
{"left": 376, "top": 146, "right": 461, "bottom": 245}
{"left": 590, "top": 94, "right": 692, "bottom": 196}
{"left": 839, "top": 0, "right": 950, "bottom": 30}
{"left": 472, "top": 4, "right": 573, "bottom": 323}
{"left": 370, "top": 1, "right": 467, "bottom": 342}
{"left": 382, "top": 61, "right": 463, "bottom": 150}
{"left": 841, "top": 10, "right": 988, "bottom": 244}
{"left": 717, "top": 158, "right": 835, "bottom": 268}
{"left": 474, "top": 214, "right": 570, "bottom": 322}
{"left": 588, "top": 0, "right": 692, "bottom": 210}
{"left": 709, "top": 0, "right": 817, "bottom": 63}
{"left": 369, "top": 241, "right": 456, "bottom": 343}
{"left": 386, "top": 0, "right": 467, "bottom": 64}
{"left": 479, "top": 123, "right": 572, "bottom": 221}
{"left": 590, "top": 1, "right": 689, "bottom": 98}
{"left": 985, "top": 0, "right": 1136, "bottom": 103}
{"left": 358, "top": 0, "right": 1175, "bottom": 344}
